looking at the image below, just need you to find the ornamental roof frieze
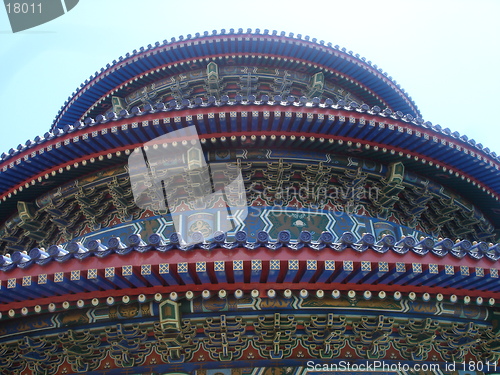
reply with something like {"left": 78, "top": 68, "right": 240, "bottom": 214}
{"left": 1, "top": 155, "right": 495, "bottom": 254}
{"left": 0, "top": 295, "right": 496, "bottom": 371}
{"left": 83, "top": 61, "right": 368, "bottom": 122}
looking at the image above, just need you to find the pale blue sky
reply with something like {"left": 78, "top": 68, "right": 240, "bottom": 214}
{"left": 0, "top": 0, "right": 499, "bottom": 155}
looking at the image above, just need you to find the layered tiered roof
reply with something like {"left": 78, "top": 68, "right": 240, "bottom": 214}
{"left": 0, "top": 30, "right": 499, "bottom": 374}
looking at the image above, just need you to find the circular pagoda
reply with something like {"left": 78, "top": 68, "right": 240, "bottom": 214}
{"left": 0, "top": 28, "right": 500, "bottom": 375}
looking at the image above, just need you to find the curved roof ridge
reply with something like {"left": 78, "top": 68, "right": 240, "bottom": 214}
{"left": 1, "top": 230, "right": 498, "bottom": 274}
{"left": 49, "top": 28, "right": 421, "bottom": 131}
{"left": 2, "top": 98, "right": 496, "bottom": 167}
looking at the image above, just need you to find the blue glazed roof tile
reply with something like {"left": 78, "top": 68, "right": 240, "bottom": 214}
{"left": 2, "top": 231, "right": 499, "bottom": 273}
{"left": 5, "top": 99, "right": 498, "bottom": 204}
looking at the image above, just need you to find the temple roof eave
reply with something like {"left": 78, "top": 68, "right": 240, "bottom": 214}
{"left": 0, "top": 103, "right": 498, "bottom": 229}
{"left": 49, "top": 30, "right": 420, "bottom": 131}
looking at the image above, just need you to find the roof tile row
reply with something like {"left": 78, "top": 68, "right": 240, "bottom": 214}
{"left": 1, "top": 230, "right": 498, "bottom": 272}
